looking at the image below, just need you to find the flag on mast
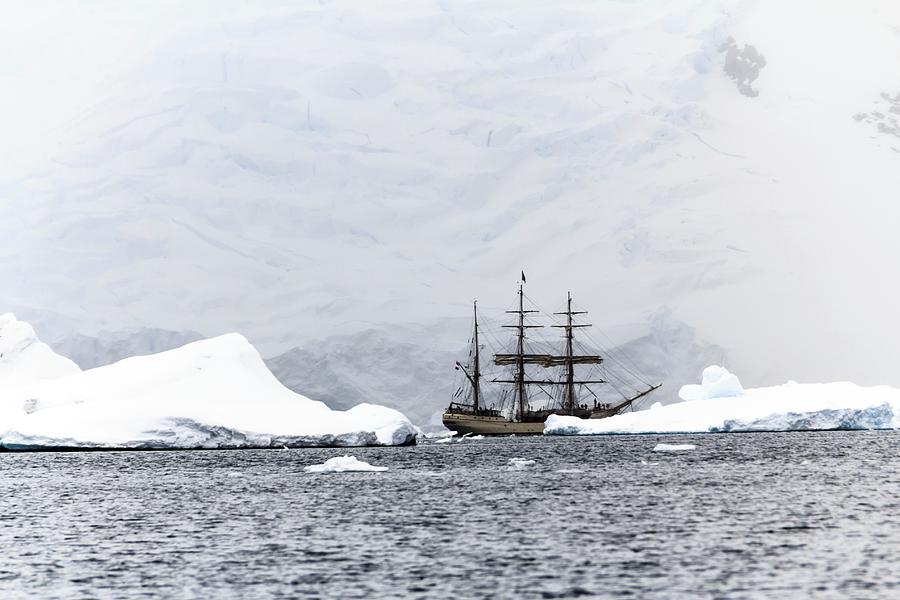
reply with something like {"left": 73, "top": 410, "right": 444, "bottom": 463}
{"left": 521, "top": 270, "right": 526, "bottom": 284}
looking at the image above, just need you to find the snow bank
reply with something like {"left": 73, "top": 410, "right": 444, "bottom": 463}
{"left": 304, "top": 456, "right": 387, "bottom": 473}
{"left": 0, "top": 327, "right": 419, "bottom": 449}
{"left": 0, "top": 314, "right": 80, "bottom": 390}
{"left": 545, "top": 366, "right": 900, "bottom": 435}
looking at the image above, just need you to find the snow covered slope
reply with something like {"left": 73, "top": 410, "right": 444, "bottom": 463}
{"left": 0, "top": 313, "right": 81, "bottom": 389}
{"left": 545, "top": 366, "right": 900, "bottom": 435}
{"left": 0, "top": 328, "right": 418, "bottom": 449}
{"left": 4, "top": 1, "right": 900, "bottom": 393}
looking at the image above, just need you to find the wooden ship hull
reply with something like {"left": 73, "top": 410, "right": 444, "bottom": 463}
{"left": 442, "top": 412, "right": 544, "bottom": 435}
{"left": 442, "top": 409, "right": 616, "bottom": 436}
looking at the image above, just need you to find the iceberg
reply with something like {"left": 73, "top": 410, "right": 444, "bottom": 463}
{"left": 0, "top": 321, "right": 419, "bottom": 449}
{"left": 304, "top": 456, "right": 388, "bottom": 473}
{"left": 545, "top": 366, "right": 900, "bottom": 435}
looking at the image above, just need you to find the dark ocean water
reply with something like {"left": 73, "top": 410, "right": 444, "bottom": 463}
{"left": 0, "top": 432, "right": 897, "bottom": 599}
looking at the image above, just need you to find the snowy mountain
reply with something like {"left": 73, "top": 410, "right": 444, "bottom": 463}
{"left": 4, "top": 0, "right": 900, "bottom": 402}
{"left": 265, "top": 311, "right": 723, "bottom": 427}
{"left": 47, "top": 309, "right": 720, "bottom": 429}
{"left": 265, "top": 328, "right": 459, "bottom": 427}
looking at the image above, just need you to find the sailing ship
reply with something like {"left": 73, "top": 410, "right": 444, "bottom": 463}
{"left": 442, "top": 279, "right": 660, "bottom": 435}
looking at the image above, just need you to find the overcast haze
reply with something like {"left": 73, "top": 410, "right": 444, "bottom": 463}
{"left": 3, "top": 0, "right": 900, "bottom": 415}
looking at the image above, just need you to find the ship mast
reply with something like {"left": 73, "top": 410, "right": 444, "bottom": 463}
{"left": 493, "top": 284, "right": 605, "bottom": 418}
{"left": 453, "top": 300, "right": 484, "bottom": 413}
{"left": 553, "top": 291, "right": 590, "bottom": 413}
{"left": 498, "top": 280, "right": 540, "bottom": 420}
{"left": 515, "top": 283, "right": 526, "bottom": 420}
{"left": 472, "top": 300, "right": 481, "bottom": 413}
{"left": 510, "top": 281, "right": 527, "bottom": 419}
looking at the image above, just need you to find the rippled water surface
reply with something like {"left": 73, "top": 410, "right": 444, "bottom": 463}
{"left": 1, "top": 432, "right": 898, "bottom": 599}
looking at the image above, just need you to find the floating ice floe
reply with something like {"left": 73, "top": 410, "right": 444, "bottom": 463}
{"left": 304, "top": 455, "right": 388, "bottom": 473}
{"left": 424, "top": 429, "right": 456, "bottom": 440}
{"left": 653, "top": 443, "right": 696, "bottom": 452}
{"left": 430, "top": 432, "right": 484, "bottom": 444}
{"left": 544, "top": 365, "right": 900, "bottom": 435}
{"left": 508, "top": 458, "right": 536, "bottom": 470}
{"left": 0, "top": 316, "right": 419, "bottom": 450}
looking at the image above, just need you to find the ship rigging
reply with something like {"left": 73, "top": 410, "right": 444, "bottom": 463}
{"left": 443, "top": 279, "right": 660, "bottom": 435}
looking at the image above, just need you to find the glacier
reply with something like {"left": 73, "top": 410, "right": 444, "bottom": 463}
{"left": 5, "top": 1, "right": 900, "bottom": 407}
{"left": 545, "top": 366, "right": 900, "bottom": 435}
{"left": 0, "top": 315, "right": 418, "bottom": 450}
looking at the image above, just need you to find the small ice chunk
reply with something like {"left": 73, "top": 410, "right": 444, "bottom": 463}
{"left": 653, "top": 443, "right": 696, "bottom": 452}
{"left": 304, "top": 455, "right": 388, "bottom": 473}
{"left": 555, "top": 468, "right": 583, "bottom": 474}
{"left": 425, "top": 430, "right": 457, "bottom": 439}
{"left": 434, "top": 437, "right": 454, "bottom": 444}
{"left": 508, "top": 458, "right": 535, "bottom": 470}
{"left": 461, "top": 434, "right": 484, "bottom": 441}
